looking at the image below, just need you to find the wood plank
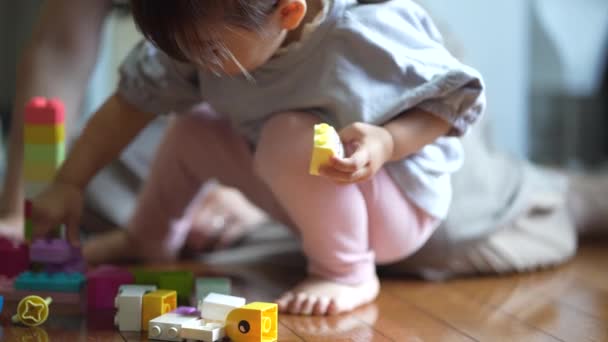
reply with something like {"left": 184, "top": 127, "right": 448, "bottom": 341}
{"left": 280, "top": 311, "right": 393, "bottom": 342}
{"left": 450, "top": 272, "right": 607, "bottom": 342}
{"left": 384, "top": 280, "right": 562, "bottom": 342}
{"left": 355, "top": 289, "right": 476, "bottom": 342}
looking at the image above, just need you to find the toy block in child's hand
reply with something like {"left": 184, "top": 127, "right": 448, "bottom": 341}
{"left": 309, "top": 123, "right": 344, "bottom": 176}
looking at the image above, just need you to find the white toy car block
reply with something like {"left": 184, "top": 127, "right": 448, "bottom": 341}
{"left": 148, "top": 312, "right": 199, "bottom": 341}
{"left": 114, "top": 284, "right": 157, "bottom": 331}
{"left": 181, "top": 318, "right": 225, "bottom": 342}
{"left": 199, "top": 293, "right": 246, "bottom": 322}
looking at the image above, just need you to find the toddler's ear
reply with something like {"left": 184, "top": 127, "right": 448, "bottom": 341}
{"left": 278, "top": 0, "right": 307, "bottom": 31}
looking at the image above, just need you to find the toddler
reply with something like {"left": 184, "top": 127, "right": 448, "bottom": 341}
{"left": 32, "top": 0, "right": 485, "bottom": 316}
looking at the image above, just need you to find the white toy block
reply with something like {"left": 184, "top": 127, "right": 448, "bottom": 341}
{"left": 181, "top": 319, "right": 225, "bottom": 342}
{"left": 199, "top": 293, "right": 246, "bottom": 322}
{"left": 148, "top": 313, "right": 199, "bottom": 341}
{"left": 114, "top": 284, "right": 157, "bottom": 332}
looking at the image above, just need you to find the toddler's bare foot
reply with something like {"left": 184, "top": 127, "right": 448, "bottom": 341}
{"left": 276, "top": 275, "right": 380, "bottom": 316}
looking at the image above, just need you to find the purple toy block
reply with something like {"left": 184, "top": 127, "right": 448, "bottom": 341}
{"left": 172, "top": 306, "right": 200, "bottom": 316}
{"left": 44, "top": 248, "right": 85, "bottom": 273}
{"left": 0, "top": 237, "right": 29, "bottom": 278}
{"left": 30, "top": 239, "right": 72, "bottom": 263}
{"left": 86, "top": 265, "right": 134, "bottom": 310}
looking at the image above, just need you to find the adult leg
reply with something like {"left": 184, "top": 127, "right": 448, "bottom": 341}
{"left": 83, "top": 110, "right": 288, "bottom": 264}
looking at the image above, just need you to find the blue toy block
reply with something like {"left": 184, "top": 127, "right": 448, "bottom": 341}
{"left": 0, "top": 295, "right": 4, "bottom": 313}
{"left": 15, "top": 271, "right": 85, "bottom": 292}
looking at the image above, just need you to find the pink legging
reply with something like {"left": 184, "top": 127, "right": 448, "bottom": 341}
{"left": 128, "top": 109, "right": 438, "bottom": 285}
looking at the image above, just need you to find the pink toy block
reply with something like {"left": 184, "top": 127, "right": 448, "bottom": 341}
{"left": 0, "top": 238, "right": 30, "bottom": 278}
{"left": 86, "top": 265, "right": 135, "bottom": 310}
{"left": 24, "top": 97, "right": 65, "bottom": 124}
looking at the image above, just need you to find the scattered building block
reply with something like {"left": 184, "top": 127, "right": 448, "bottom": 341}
{"left": 181, "top": 319, "right": 226, "bottom": 342}
{"left": 148, "top": 312, "right": 198, "bottom": 341}
{"left": 195, "top": 277, "right": 231, "bottom": 303}
{"left": 15, "top": 271, "right": 85, "bottom": 292}
{"left": 114, "top": 284, "right": 157, "bottom": 332}
{"left": 0, "top": 237, "right": 30, "bottom": 278}
{"left": 30, "top": 239, "right": 72, "bottom": 264}
{"left": 200, "top": 293, "right": 246, "bottom": 322}
{"left": 11, "top": 295, "right": 52, "bottom": 327}
{"left": 172, "top": 306, "right": 200, "bottom": 316}
{"left": 0, "top": 295, "right": 3, "bottom": 314}
{"left": 142, "top": 290, "right": 178, "bottom": 331}
{"left": 86, "top": 265, "right": 134, "bottom": 310}
{"left": 226, "top": 302, "right": 278, "bottom": 342}
{"left": 132, "top": 269, "right": 194, "bottom": 305}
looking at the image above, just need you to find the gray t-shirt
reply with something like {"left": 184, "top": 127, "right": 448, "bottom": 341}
{"left": 118, "top": 0, "right": 485, "bottom": 219}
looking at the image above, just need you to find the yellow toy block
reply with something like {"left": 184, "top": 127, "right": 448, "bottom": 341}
{"left": 226, "top": 302, "right": 278, "bottom": 342}
{"left": 141, "top": 290, "right": 177, "bottom": 331}
{"left": 23, "top": 163, "right": 58, "bottom": 182}
{"left": 25, "top": 124, "right": 65, "bottom": 144}
{"left": 309, "top": 123, "right": 344, "bottom": 176}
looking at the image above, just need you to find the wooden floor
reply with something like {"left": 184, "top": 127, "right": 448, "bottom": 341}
{"left": 0, "top": 242, "right": 606, "bottom": 342}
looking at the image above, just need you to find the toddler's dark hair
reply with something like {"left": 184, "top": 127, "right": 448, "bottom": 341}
{"left": 130, "top": 0, "right": 278, "bottom": 68}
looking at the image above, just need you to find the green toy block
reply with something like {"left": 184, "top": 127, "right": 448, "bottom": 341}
{"left": 132, "top": 269, "right": 194, "bottom": 304}
{"left": 24, "top": 220, "right": 33, "bottom": 243}
{"left": 195, "top": 277, "right": 231, "bottom": 303}
{"left": 24, "top": 143, "right": 66, "bottom": 166}
{"left": 158, "top": 272, "right": 194, "bottom": 304}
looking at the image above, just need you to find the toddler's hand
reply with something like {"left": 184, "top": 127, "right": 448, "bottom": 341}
{"left": 31, "top": 181, "right": 84, "bottom": 245}
{"left": 320, "top": 122, "right": 394, "bottom": 184}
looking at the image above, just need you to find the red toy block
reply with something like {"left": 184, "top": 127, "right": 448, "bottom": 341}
{"left": 24, "top": 97, "right": 65, "bottom": 125}
{"left": 0, "top": 238, "right": 30, "bottom": 278}
{"left": 86, "top": 265, "right": 134, "bottom": 310}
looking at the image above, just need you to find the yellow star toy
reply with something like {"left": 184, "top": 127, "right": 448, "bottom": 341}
{"left": 12, "top": 295, "right": 53, "bottom": 327}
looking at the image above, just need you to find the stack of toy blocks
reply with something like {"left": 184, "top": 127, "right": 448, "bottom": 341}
{"left": 23, "top": 97, "right": 66, "bottom": 241}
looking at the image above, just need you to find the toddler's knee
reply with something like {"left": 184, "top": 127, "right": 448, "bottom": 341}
{"left": 254, "top": 112, "right": 321, "bottom": 180}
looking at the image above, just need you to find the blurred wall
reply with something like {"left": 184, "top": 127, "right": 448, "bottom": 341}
{"left": 419, "top": 0, "right": 531, "bottom": 158}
